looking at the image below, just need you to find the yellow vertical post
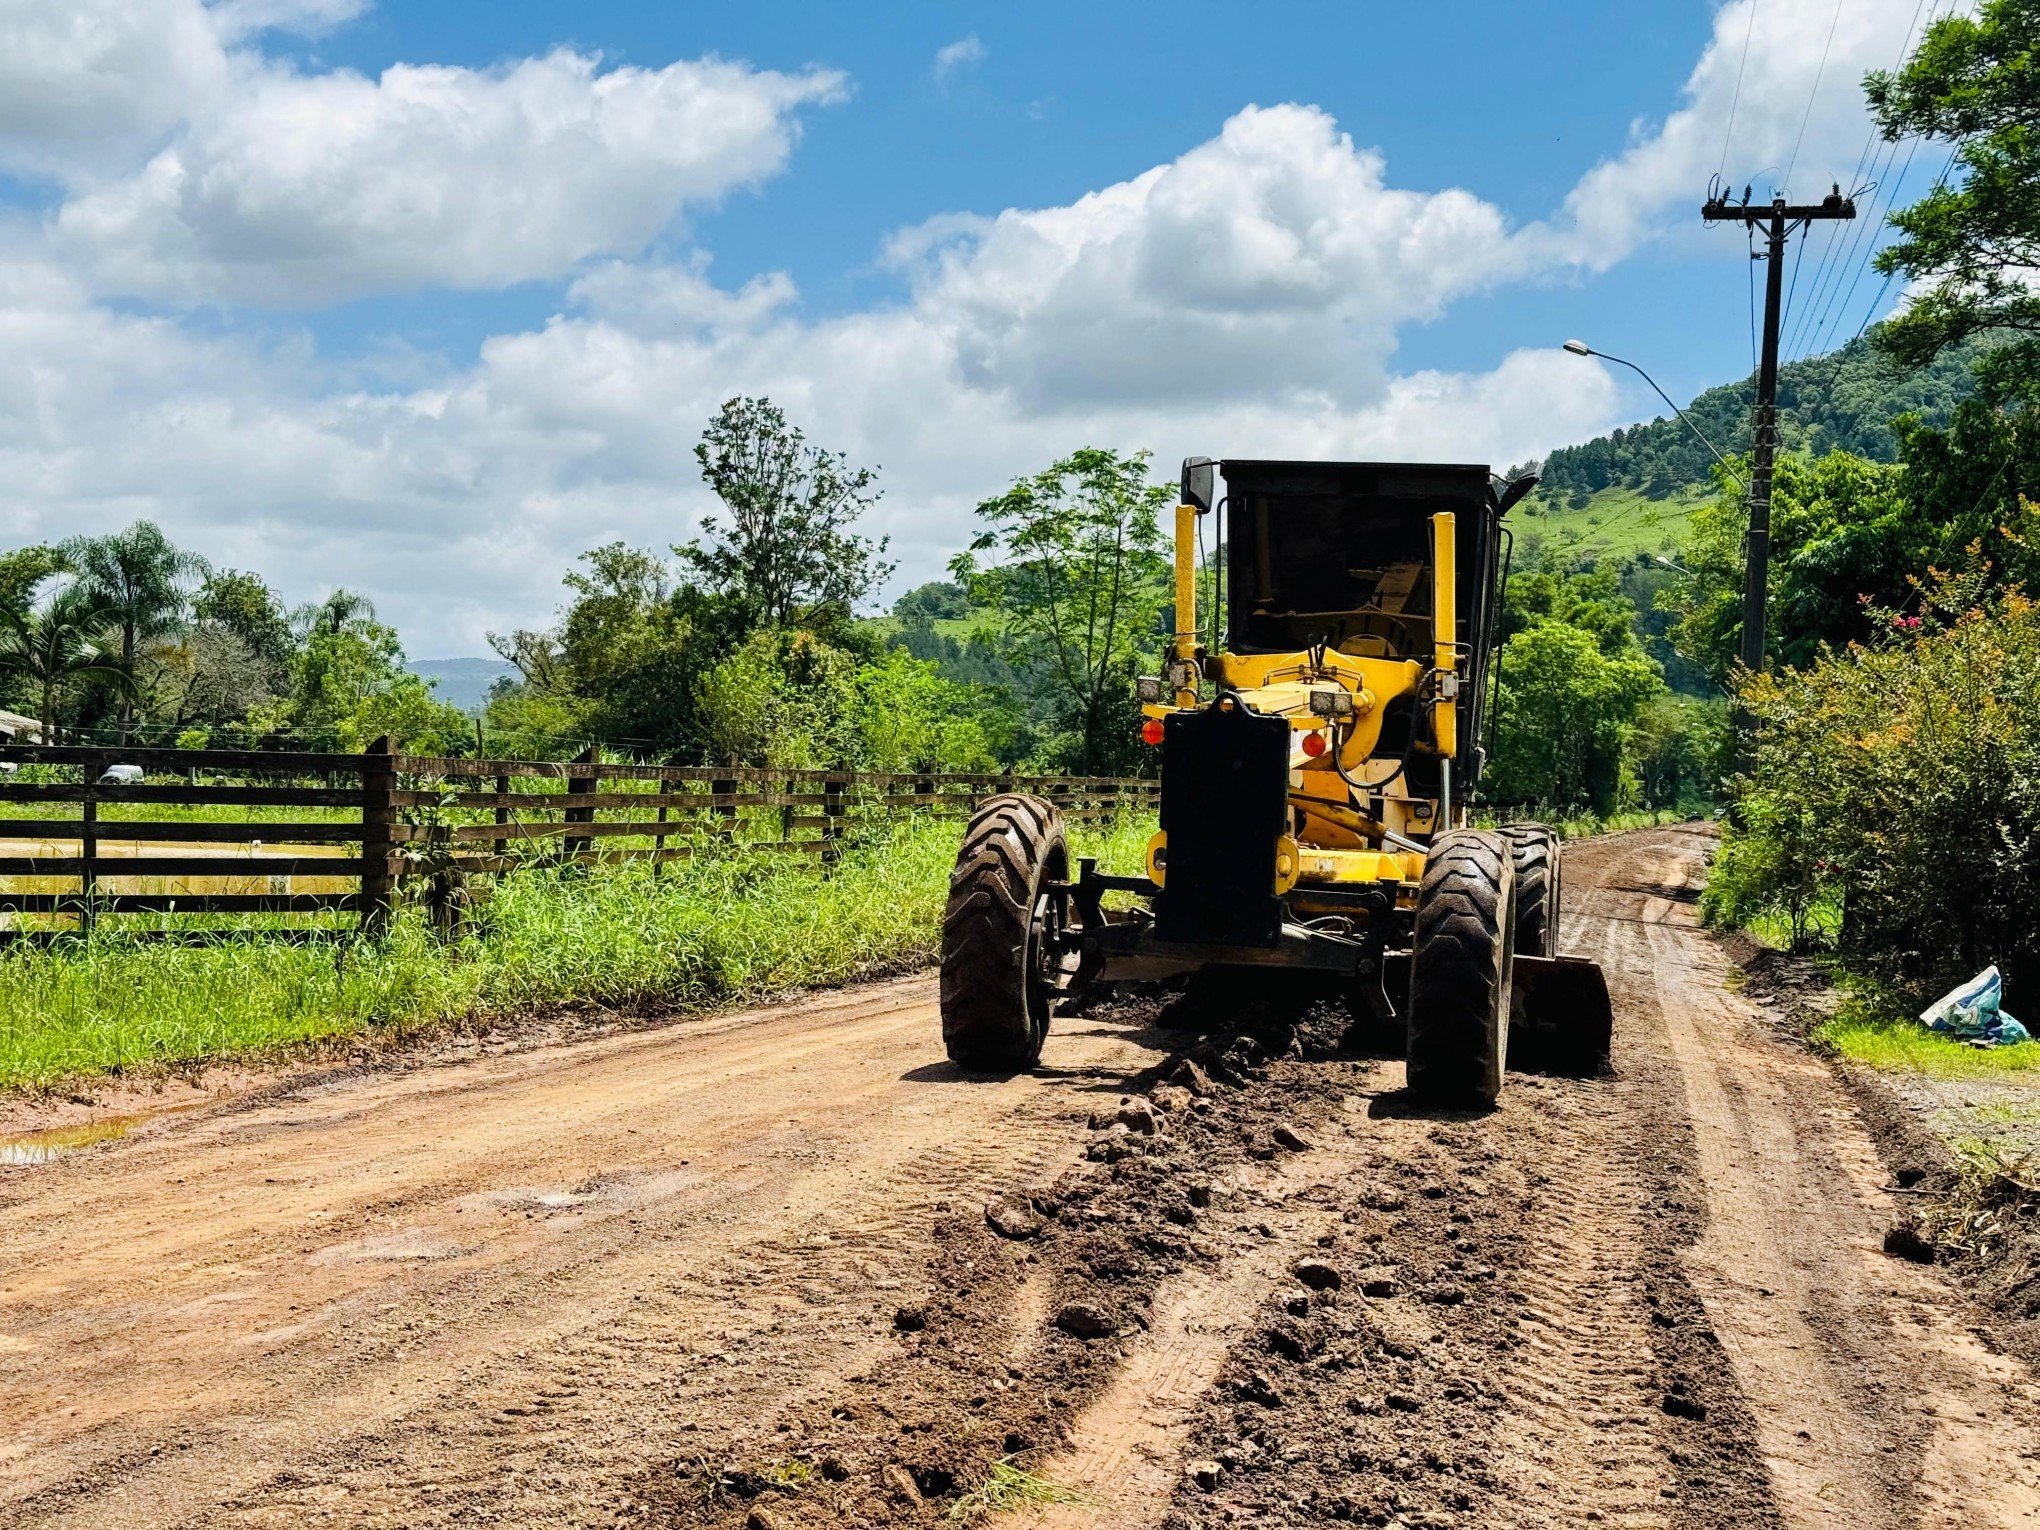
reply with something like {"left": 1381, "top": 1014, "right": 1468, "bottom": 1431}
{"left": 1172, "top": 502, "right": 1199, "bottom": 704}
{"left": 1431, "top": 511, "right": 1457, "bottom": 761}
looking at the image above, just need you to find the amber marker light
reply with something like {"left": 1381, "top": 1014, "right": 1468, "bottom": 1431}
{"left": 1301, "top": 731, "right": 1328, "bottom": 758}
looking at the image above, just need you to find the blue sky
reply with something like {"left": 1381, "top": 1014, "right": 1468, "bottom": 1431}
{"left": 0, "top": 1, "right": 1939, "bottom": 654}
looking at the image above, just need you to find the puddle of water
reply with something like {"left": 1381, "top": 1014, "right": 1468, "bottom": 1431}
{"left": 0, "top": 1098, "right": 210, "bottom": 1167}
{"left": 0, "top": 1115, "right": 139, "bottom": 1166}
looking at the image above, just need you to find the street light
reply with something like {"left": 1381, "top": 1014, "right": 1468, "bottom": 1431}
{"left": 1652, "top": 554, "right": 1692, "bottom": 574}
{"left": 1562, "top": 340, "right": 1747, "bottom": 492}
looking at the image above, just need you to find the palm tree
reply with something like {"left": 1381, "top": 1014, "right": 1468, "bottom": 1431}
{"left": 0, "top": 582, "right": 134, "bottom": 745}
{"left": 61, "top": 522, "right": 208, "bottom": 741}
{"left": 295, "top": 588, "right": 379, "bottom": 639}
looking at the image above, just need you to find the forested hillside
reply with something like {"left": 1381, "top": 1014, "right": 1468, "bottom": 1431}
{"left": 1528, "top": 330, "right": 1989, "bottom": 505}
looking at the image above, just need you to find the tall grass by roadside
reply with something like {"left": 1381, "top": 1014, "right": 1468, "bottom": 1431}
{"left": 0, "top": 813, "right": 1156, "bottom": 1091}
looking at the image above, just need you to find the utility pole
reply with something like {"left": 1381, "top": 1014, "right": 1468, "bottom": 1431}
{"left": 1702, "top": 186, "right": 1854, "bottom": 676}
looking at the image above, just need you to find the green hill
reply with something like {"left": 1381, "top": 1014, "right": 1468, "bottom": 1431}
{"left": 1507, "top": 481, "right": 1713, "bottom": 565}
{"left": 1524, "top": 329, "right": 1990, "bottom": 515}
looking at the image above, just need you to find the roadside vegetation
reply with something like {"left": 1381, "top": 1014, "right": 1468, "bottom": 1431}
{"left": 1696, "top": 1, "right": 2040, "bottom": 1073}
{"left": 0, "top": 813, "right": 1155, "bottom": 1090}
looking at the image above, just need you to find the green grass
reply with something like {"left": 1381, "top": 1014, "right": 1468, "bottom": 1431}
{"left": 861, "top": 612, "right": 997, "bottom": 645}
{"left": 946, "top": 1459, "right": 1089, "bottom": 1521}
{"left": 1743, "top": 885, "right": 1844, "bottom": 952}
{"left": 1513, "top": 483, "right": 1711, "bottom": 562}
{"left": 1478, "top": 806, "right": 1698, "bottom": 839}
{"left": 1812, "top": 993, "right": 2040, "bottom": 1079}
{"left": 0, "top": 813, "right": 1157, "bottom": 1091}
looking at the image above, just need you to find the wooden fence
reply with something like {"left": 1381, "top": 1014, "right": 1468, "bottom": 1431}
{"left": 0, "top": 740, "right": 1157, "bottom": 937}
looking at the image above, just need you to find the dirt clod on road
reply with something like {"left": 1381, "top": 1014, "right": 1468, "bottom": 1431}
{"left": 4, "top": 829, "right": 2040, "bottom": 1528}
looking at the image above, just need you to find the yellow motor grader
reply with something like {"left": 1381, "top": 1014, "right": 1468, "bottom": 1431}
{"left": 939, "top": 457, "right": 1613, "bottom": 1104}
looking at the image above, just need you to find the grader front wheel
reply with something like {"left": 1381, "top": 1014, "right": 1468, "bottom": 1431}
{"left": 1499, "top": 823, "right": 1561, "bottom": 959}
{"left": 940, "top": 794, "right": 1070, "bottom": 1072}
{"left": 1406, "top": 829, "right": 1517, "bottom": 1107}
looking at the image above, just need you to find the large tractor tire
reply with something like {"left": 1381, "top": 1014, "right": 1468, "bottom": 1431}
{"left": 940, "top": 794, "right": 1070, "bottom": 1072}
{"left": 1499, "top": 823, "right": 1561, "bottom": 958}
{"left": 1406, "top": 829, "right": 1517, "bottom": 1107}
{"left": 1500, "top": 823, "right": 1613, "bottom": 1078}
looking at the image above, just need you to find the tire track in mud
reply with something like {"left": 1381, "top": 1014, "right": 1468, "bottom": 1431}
{"left": 12, "top": 830, "right": 2040, "bottom": 1528}
{"left": 0, "top": 981, "right": 1179, "bottom": 1529}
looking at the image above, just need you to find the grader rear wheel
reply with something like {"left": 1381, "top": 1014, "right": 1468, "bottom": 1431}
{"left": 1406, "top": 829, "right": 1517, "bottom": 1107}
{"left": 939, "top": 794, "right": 1070, "bottom": 1072}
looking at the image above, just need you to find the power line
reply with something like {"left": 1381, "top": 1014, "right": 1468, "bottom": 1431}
{"left": 1785, "top": 216, "right": 1850, "bottom": 359}
{"left": 1719, "top": 0, "right": 1763, "bottom": 179}
{"left": 1801, "top": 136, "right": 1954, "bottom": 404}
{"left": 1790, "top": 0, "right": 1942, "bottom": 363}
{"left": 1779, "top": 221, "right": 1812, "bottom": 341}
{"left": 1783, "top": 0, "right": 1846, "bottom": 195}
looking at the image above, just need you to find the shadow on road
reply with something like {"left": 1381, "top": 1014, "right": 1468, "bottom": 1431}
{"left": 1364, "top": 1087, "right": 1497, "bottom": 1123}
{"left": 899, "top": 1022, "right": 1181, "bottom": 1090}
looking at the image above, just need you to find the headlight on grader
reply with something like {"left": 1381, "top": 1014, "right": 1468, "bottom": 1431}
{"left": 1166, "top": 658, "right": 1199, "bottom": 693}
{"left": 1135, "top": 675, "right": 1164, "bottom": 704}
{"left": 1307, "top": 688, "right": 1355, "bottom": 719}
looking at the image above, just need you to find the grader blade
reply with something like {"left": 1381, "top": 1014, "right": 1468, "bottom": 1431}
{"left": 1510, "top": 955, "right": 1614, "bottom": 1077}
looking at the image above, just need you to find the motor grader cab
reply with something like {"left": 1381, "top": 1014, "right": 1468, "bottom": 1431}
{"left": 939, "top": 456, "right": 1613, "bottom": 1104}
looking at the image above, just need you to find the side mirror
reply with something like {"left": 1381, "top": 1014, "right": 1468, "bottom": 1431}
{"left": 1494, "top": 474, "right": 1539, "bottom": 516}
{"left": 1180, "top": 456, "right": 1215, "bottom": 512}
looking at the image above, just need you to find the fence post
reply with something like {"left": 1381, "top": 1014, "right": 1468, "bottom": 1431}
{"left": 493, "top": 771, "right": 510, "bottom": 861}
{"left": 712, "top": 767, "right": 738, "bottom": 844}
{"left": 78, "top": 789, "right": 97, "bottom": 937}
{"left": 564, "top": 744, "right": 599, "bottom": 861}
{"left": 653, "top": 777, "right": 675, "bottom": 876}
{"left": 360, "top": 735, "right": 397, "bottom": 936}
{"left": 822, "top": 774, "right": 845, "bottom": 867}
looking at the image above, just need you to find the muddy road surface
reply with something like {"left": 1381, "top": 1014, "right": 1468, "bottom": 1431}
{"left": 4, "top": 828, "right": 2039, "bottom": 1527}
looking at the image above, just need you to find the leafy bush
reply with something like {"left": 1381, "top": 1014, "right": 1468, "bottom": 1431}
{"left": 1714, "top": 566, "right": 2040, "bottom": 1006}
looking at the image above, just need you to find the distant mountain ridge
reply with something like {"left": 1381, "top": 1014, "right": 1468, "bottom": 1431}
{"left": 407, "top": 657, "right": 515, "bottom": 714}
{"left": 1528, "top": 331, "right": 1990, "bottom": 507}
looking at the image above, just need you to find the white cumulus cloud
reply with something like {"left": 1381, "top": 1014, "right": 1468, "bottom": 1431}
{"left": 54, "top": 50, "right": 846, "bottom": 306}
{"left": 1551, "top": 0, "right": 1935, "bottom": 265}
{"left": 0, "top": 0, "right": 231, "bottom": 178}
{"left": 934, "top": 36, "right": 986, "bottom": 86}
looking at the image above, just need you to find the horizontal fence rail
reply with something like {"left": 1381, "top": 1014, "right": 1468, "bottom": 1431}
{"left": 0, "top": 740, "right": 1156, "bottom": 940}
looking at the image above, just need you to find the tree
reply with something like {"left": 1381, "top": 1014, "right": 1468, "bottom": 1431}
{"left": 62, "top": 522, "right": 207, "bottom": 738}
{"left": 692, "top": 628, "right": 859, "bottom": 769}
{"left": 195, "top": 570, "right": 294, "bottom": 670}
{"left": 950, "top": 448, "right": 1172, "bottom": 776}
{"left": 1711, "top": 568, "right": 2040, "bottom": 994}
{"left": 278, "top": 595, "right": 466, "bottom": 751}
{"left": 1487, "top": 620, "right": 1664, "bottom": 812}
{"left": 681, "top": 397, "right": 894, "bottom": 631}
{"left": 0, "top": 580, "right": 133, "bottom": 743}
{"left": 488, "top": 543, "right": 704, "bottom": 752}
{"left": 154, "top": 624, "right": 281, "bottom": 732}
{"left": 0, "top": 546, "right": 67, "bottom": 623}
{"left": 298, "top": 588, "right": 379, "bottom": 639}
{"left": 1868, "top": 0, "right": 2040, "bottom": 389}
{"left": 853, "top": 648, "right": 996, "bottom": 773}
{"left": 892, "top": 580, "right": 971, "bottom": 624}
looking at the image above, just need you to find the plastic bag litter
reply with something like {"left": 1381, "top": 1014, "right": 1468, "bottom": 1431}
{"left": 1920, "top": 964, "right": 2030, "bottom": 1046}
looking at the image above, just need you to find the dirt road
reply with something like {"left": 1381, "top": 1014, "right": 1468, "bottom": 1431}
{"left": 3, "top": 828, "right": 2038, "bottom": 1527}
